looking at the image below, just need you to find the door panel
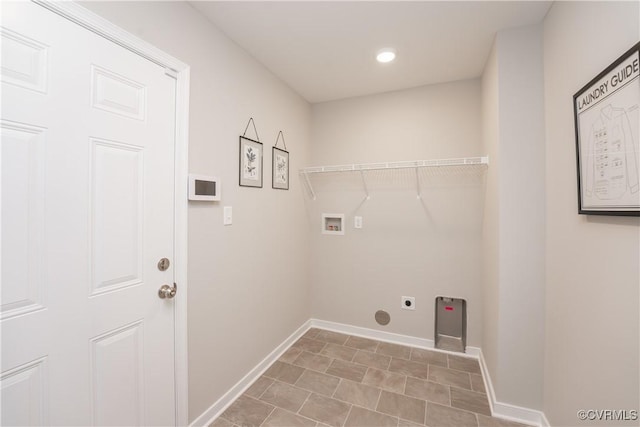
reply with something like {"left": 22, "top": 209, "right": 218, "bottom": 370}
{"left": 91, "top": 65, "right": 147, "bottom": 121}
{"left": 1, "top": 120, "right": 46, "bottom": 320}
{"left": 0, "top": 26, "right": 48, "bottom": 93}
{"left": 0, "top": 357, "right": 48, "bottom": 426}
{"left": 90, "top": 138, "right": 143, "bottom": 295}
{"left": 1, "top": 2, "right": 177, "bottom": 425}
{"left": 90, "top": 321, "right": 144, "bottom": 426}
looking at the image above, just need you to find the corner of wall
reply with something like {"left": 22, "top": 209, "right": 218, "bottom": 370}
{"left": 480, "top": 33, "right": 501, "bottom": 405}
{"left": 481, "top": 22, "right": 546, "bottom": 411}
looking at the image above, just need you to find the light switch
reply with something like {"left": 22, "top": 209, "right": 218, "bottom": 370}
{"left": 223, "top": 206, "right": 232, "bottom": 225}
{"left": 354, "top": 216, "right": 363, "bottom": 229}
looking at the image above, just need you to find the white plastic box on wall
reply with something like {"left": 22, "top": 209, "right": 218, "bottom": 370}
{"left": 322, "top": 213, "right": 344, "bottom": 235}
{"left": 188, "top": 174, "right": 220, "bottom": 201}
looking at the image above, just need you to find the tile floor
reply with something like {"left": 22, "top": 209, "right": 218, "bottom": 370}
{"left": 211, "top": 329, "right": 529, "bottom": 427}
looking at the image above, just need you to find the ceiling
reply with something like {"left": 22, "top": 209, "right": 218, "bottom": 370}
{"left": 191, "top": 1, "right": 552, "bottom": 103}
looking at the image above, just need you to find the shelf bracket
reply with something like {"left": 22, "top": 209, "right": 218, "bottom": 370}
{"left": 415, "top": 167, "right": 421, "bottom": 199}
{"left": 302, "top": 171, "right": 316, "bottom": 200}
{"left": 360, "top": 170, "right": 370, "bottom": 200}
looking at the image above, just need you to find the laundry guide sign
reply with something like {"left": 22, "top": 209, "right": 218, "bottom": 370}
{"left": 574, "top": 42, "right": 640, "bottom": 216}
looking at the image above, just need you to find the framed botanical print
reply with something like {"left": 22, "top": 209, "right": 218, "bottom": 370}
{"left": 239, "top": 136, "right": 263, "bottom": 188}
{"left": 272, "top": 146, "right": 289, "bottom": 190}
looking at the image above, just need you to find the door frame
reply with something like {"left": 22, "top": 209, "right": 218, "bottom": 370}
{"left": 31, "top": 1, "right": 190, "bottom": 424}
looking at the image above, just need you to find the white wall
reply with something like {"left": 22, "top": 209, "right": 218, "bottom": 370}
{"left": 74, "top": 2, "right": 640, "bottom": 425}
{"left": 80, "top": 2, "right": 312, "bottom": 422}
{"left": 543, "top": 2, "right": 639, "bottom": 425}
{"left": 481, "top": 24, "right": 546, "bottom": 410}
{"left": 496, "top": 24, "right": 546, "bottom": 409}
{"left": 309, "top": 80, "right": 485, "bottom": 346}
{"left": 480, "top": 38, "right": 500, "bottom": 400}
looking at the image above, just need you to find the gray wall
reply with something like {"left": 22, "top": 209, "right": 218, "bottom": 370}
{"left": 480, "top": 37, "right": 500, "bottom": 404}
{"left": 480, "top": 24, "right": 546, "bottom": 410}
{"left": 80, "top": 2, "right": 312, "bottom": 422}
{"left": 78, "top": 2, "right": 640, "bottom": 424}
{"left": 543, "top": 2, "right": 640, "bottom": 425}
{"left": 309, "top": 80, "right": 485, "bottom": 345}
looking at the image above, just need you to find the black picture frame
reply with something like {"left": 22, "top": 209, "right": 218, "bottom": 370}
{"left": 573, "top": 42, "right": 640, "bottom": 216}
{"left": 239, "top": 136, "right": 263, "bottom": 188}
{"left": 272, "top": 146, "right": 289, "bottom": 190}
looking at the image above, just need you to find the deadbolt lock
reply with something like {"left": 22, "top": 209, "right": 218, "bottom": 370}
{"left": 157, "top": 258, "right": 170, "bottom": 271}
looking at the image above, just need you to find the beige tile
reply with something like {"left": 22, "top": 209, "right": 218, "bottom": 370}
{"left": 448, "top": 355, "right": 482, "bottom": 374}
{"left": 428, "top": 365, "right": 472, "bottom": 389}
{"left": 294, "top": 351, "right": 333, "bottom": 372}
{"left": 259, "top": 381, "right": 311, "bottom": 413}
{"left": 314, "top": 330, "right": 350, "bottom": 345}
{"left": 303, "top": 328, "right": 321, "bottom": 340}
{"left": 333, "top": 380, "right": 381, "bottom": 410}
{"left": 410, "top": 348, "right": 448, "bottom": 367}
{"left": 436, "top": 336, "right": 465, "bottom": 353}
{"left": 353, "top": 350, "right": 391, "bottom": 370}
{"left": 450, "top": 386, "right": 491, "bottom": 416}
{"left": 344, "top": 406, "right": 398, "bottom": 427}
{"left": 344, "top": 336, "right": 380, "bottom": 352}
{"left": 362, "top": 368, "right": 406, "bottom": 394}
{"left": 279, "top": 347, "right": 304, "bottom": 363}
{"left": 388, "top": 358, "right": 430, "bottom": 380}
{"left": 398, "top": 420, "right": 424, "bottom": 427}
{"left": 262, "top": 408, "right": 317, "bottom": 427}
{"left": 477, "top": 414, "right": 532, "bottom": 427}
{"left": 245, "top": 376, "right": 274, "bottom": 398}
{"left": 295, "top": 369, "right": 341, "bottom": 396}
{"left": 326, "top": 359, "right": 368, "bottom": 382}
{"left": 209, "top": 417, "right": 234, "bottom": 427}
{"left": 264, "top": 361, "right": 305, "bottom": 384}
{"left": 426, "top": 402, "right": 478, "bottom": 427}
{"left": 293, "top": 338, "right": 327, "bottom": 354}
{"left": 218, "top": 342, "right": 497, "bottom": 427}
{"left": 321, "top": 343, "right": 357, "bottom": 362}
{"left": 404, "top": 376, "right": 450, "bottom": 405}
{"left": 376, "top": 342, "right": 412, "bottom": 359}
{"left": 470, "top": 374, "right": 486, "bottom": 394}
{"left": 221, "top": 395, "right": 274, "bottom": 426}
{"left": 376, "top": 390, "right": 426, "bottom": 424}
{"left": 299, "top": 393, "right": 352, "bottom": 426}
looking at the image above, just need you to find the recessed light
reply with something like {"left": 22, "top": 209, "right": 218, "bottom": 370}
{"left": 376, "top": 48, "right": 396, "bottom": 63}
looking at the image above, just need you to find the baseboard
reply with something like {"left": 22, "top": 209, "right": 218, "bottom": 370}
{"left": 540, "top": 412, "right": 551, "bottom": 427}
{"left": 492, "top": 401, "right": 548, "bottom": 427}
{"left": 191, "top": 318, "right": 549, "bottom": 427}
{"left": 189, "top": 319, "right": 312, "bottom": 427}
{"left": 477, "top": 349, "right": 549, "bottom": 427}
{"left": 477, "top": 347, "right": 497, "bottom": 415}
{"left": 310, "top": 318, "right": 482, "bottom": 358}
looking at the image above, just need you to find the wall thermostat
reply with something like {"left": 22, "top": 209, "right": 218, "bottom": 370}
{"left": 188, "top": 174, "right": 220, "bottom": 201}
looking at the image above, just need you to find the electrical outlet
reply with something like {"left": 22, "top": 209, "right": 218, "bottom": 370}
{"left": 354, "top": 216, "right": 363, "bottom": 229}
{"left": 401, "top": 296, "right": 415, "bottom": 310}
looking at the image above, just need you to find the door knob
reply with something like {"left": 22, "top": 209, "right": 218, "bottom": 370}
{"left": 158, "top": 283, "right": 177, "bottom": 299}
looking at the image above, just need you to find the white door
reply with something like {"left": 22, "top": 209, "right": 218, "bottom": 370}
{"left": 1, "top": 2, "right": 177, "bottom": 425}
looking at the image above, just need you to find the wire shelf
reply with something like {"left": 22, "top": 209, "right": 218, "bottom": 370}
{"left": 299, "top": 156, "right": 488, "bottom": 200}
{"left": 300, "top": 156, "right": 488, "bottom": 174}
